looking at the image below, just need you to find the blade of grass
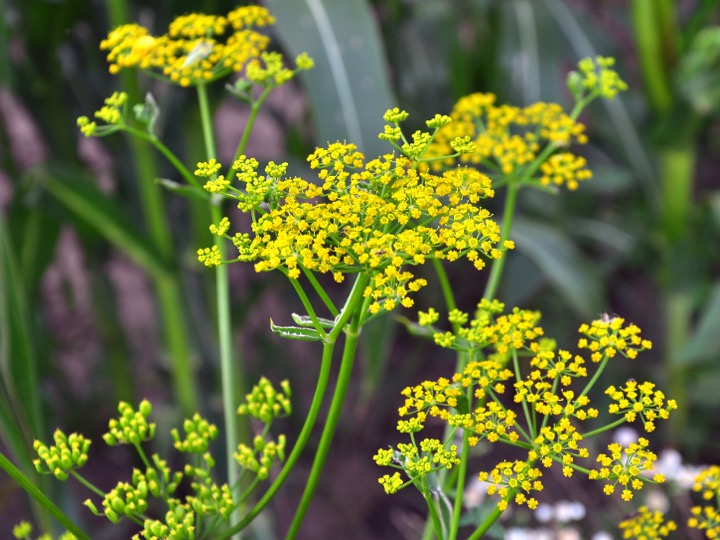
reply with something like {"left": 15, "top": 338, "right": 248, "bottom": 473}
{"left": 266, "top": 0, "right": 395, "bottom": 156}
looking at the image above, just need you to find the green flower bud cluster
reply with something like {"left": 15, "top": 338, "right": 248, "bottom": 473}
{"left": 12, "top": 521, "right": 76, "bottom": 540}
{"left": 181, "top": 452, "right": 235, "bottom": 519}
{"left": 568, "top": 56, "right": 628, "bottom": 101}
{"left": 234, "top": 434, "right": 287, "bottom": 480}
{"left": 133, "top": 503, "right": 196, "bottom": 540}
{"left": 103, "top": 400, "right": 156, "bottom": 446}
{"left": 172, "top": 413, "right": 219, "bottom": 454}
{"left": 33, "top": 430, "right": 90, "bottom": 481}
{"left": 237, "top": 377, "right": 291, "bottom": 423}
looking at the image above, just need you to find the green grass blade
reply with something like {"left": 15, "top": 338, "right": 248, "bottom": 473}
{"left": 266, "top": 0, "right": 395, "bottom": 156}
{"left": 0, "top": 452, "right": 90, "bottom": 540}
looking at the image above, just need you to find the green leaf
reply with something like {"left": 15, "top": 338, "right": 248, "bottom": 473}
{"left": 0, "top": 217, "right": 43, "bottom": 465}
{"left": 270, "top": 319, "right": 324, "bottom": 341}
{"left": 677, "top": 283, "right": 720, "bottom": 366}
{"left": 291, "top": 313, "right": 336, "bottom": 329}
{"left": 396, "top": 316, "right": 437, "bottom": 339}
{"left": 35, "top": 167, "right": 172, "bottom": 281}
{"left": 266, "top": 0, "right": 395, "bottom": 156}
{"left": 511, "top": 217, "right": 602, "bottom": 318}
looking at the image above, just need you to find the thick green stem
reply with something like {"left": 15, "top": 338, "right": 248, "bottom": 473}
{"left": 106, "top": 0, "right": 198, "bottom": 417}
{"left": 196, "top": 83, "right": 243, "bottom": 537}
{"left": 631, "top": 0, "right": 675, "bottom": 113}
{"left": 468, "top": 504, "right": 504, "bottom": 540}
{"left": 285, "top": 278, "right": 369, "bottom": 539}
{"left": 483, "top": 182, "right": 519, "bottom": 301}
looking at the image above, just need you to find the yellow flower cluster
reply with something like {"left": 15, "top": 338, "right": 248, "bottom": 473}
{"left": 478, "top": 460, "right": 543, "bottom": 510}
{"left": 574, "top": 56, "right": 629, "bottom": 100}
{"left": 605, "top": 380, "right": 677, "bottom": 432}
{"left": 689, "top": 466, "right": 720, "bottom": 538}
{"left": 618, "top": 506, "right": 677, "bottom": 539}
{"left": 420, "top": 300, "right": 542, "bottom": 358}
{"left": 578, "top": 315, "right": 652, "bottom": 362}
{"left": 198, "top": 133, "right": 507, "bottom": 314}
{"left": 529, "top": 418, "right": 589, "bottom": 476}
{"left": 423, "top": 93, "right": 591, "bottom": 189}
{"left": 77, "top": 91, "right": 129, "bottom": 136}
{"left": 540, "top": 152, "right": 592, "bottom": 190}
{"left": 373, "top": 439, "right": 460, "bottom": 494}
{"left": 589, "top": 437, "right": 664, "bottom": 501}
{"left": 99, "top": 6, "right": 310, "bottom": 87}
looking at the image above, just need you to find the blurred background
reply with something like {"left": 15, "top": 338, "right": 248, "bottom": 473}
{"left": 1, "top": 0, "right": 719, "bottom": 538}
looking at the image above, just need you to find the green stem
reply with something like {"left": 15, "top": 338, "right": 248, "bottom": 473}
{"left": 226, "top": 87, "right": 273, "bottom": 180}
{"left": 221, "top": 342, "right": 334, "bottom": 538}
{"left": 631, "top": 0, "right": 675, "bottom": 113}
{"left": 483, "top": 182, "right": 519, "bottom": 301}
{"left": 582, "top": 417, "right": 627, "bottom": 439}
{"left": 285, "top": 278, "right": 370, "bottom": 539}
{"left": 432, "top": 259, "right": 458, "bottom": 327}
{"left": 196, "top": 83, "right": 243, "bottom": 536}
{"left": 448, "top": 431, "right": 470, "bottom": 540}
{"left": 106, "top": 0, "right": 198, "bottom": 418}
{"left": 122, "top": 126, "right": 202, "bottom": 189}
{"left": 468, "top": 503, "right": 504, "bottom": 540}
{"left": 423, "top": 483, "right": 446, "bottom": 540}
{"left": 217, "top": 274, "right": 369, "bottom": 539}
{"left": 0, "top": 453, "right": 90, "bottom": 540}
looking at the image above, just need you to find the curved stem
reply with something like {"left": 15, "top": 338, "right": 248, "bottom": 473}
{"left": 483, "top": 182, "right": 519, "bottom": 301}
{"left": 226, "top": 87, "right": 273, "bottom": 180}
{"left": 285, "top": 285, "right": 368, "bottom": 539}
{"left": 448, "top": 431, "right": 470, "bottom": 540}
{"left": 423, "top": 483, "right": 446, "bottom": 540}
{"left": 216, "top": 340, "right": 336, "bottom": 539}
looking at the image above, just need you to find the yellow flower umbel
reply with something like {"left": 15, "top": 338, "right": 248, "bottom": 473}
{"left": 377, "top": 309, "right": 675, "bottom": 518}
{"left": 618, "top": 506, "right": 677, "bottom": 539}
{"left": 196, "top": 111, "right": 510, "bottom": 315}
{"left": 422, "top": 56, "right": 628, "bottom": 192}
{"left": 589, "top": 437, "right": 664, "bottom": 501}
{"left": 100, "top": 6, "right": 310, "bottom": 87}
{"left": 689, "top": 466, "right": 720, "bottom": 539}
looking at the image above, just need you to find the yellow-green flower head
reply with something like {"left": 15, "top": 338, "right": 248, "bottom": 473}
{"left": 203, "top": 139, "right": 505, "bottom": 314}
{"left": 619, "top": 506, "right": 677, "bottom": 539}
{"left": 605, "top": 380, "right": 677, "bottom": 432}
{"left": 100, "top": 6, "right": 281, "bottom": 86}
{"left": 423, "top": 93, "right": 591, "bottom": 189}
{"left": 688, "top": 465, "right": 720, "bottom": 537}
{"left": 578, "top": 315, "right": 652, "bottom": 362}
{"left": 103, "top": 400, "right": 156, "bottom": 446}
{"left": 33, "top": 430, "right": 91, "bottom": 481}
{"left": 478, "top": 459, "right": 543, "bottom": 511}
{"left": 589, "top": 437, "right": 664, "bottom": 502}
{"left": 574, "top": 56, "right": 629, "bottom": 100}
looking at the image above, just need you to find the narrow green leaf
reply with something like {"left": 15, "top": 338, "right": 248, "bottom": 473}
{"left": 266, "top": 0, "right": 395, "bottom": 156}
{"left": 677, "top": 283, "right": 720, "bottom": 365}
{"left": 0, "top": 218, "right": 42, "bottom": 461}
{"left": 0, "top": 452, "right": 90, "bottom": 540}
{"left": 35, "top": 168, "right": 171, "bottom": 281}
{"left": 270, "top": 319, "right": 324, "bottom": 341}
{"left": 511, "top": 217, "right": 602, "bottom": 318}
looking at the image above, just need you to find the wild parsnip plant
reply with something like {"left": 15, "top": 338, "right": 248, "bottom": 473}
{"left": 3, "top": 4, "right": 719, "bottom": 540}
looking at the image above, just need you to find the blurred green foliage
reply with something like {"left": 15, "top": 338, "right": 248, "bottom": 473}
{"left": 1, "top": 0, "right": 719, "bottom": 538}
